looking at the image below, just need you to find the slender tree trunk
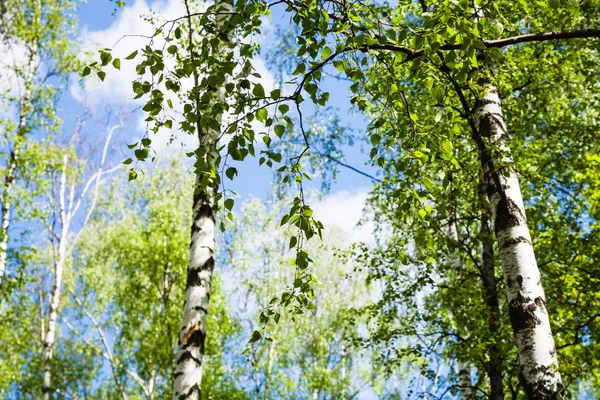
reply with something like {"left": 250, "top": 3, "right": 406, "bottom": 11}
{"left": 473, "top": 83, "right": 564, "bottom": 398}
{"left": 172, "top": 174, "right": 216, "bottom": 400}
{"left": 457, "top": 363, "right": 472, "bottom": 399}
{"left": 447, "top": 197, "right": 473, "bottom": 399}
{"left": 263, "top": 338, "right": 276, "bottom": 400}
{"left": 0, "top": 34, "right": 39, "bottom": 288}
{"left": 480, "top": 208, "right": 504, "bottom": 400}
{"left": 340, "top": 342, "right": 347, "bottom": 400}
{"left": 172, "top": 1, "right": 230, "bottom": 398}
{"left": 42, "top": 155, "right": 71, "bottom": 400}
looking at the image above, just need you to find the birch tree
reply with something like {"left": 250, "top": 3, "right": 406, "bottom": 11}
{"left": 0, "top": 0, "right": 77, "bottom": 289}
{"left": 168, "top": 1, "right": 234, "bottom": 398}
{"left": 56, "top": 159, "right": 246, "bottom": 399}
{"left": 258, "top": 0, "right": 599, "bottom": 395}
{"left": 40, "top": 119, "right": 121, "bottom": 399}
{"left": 96, "top": 0, "right": 600, "bottom": 396}
{"left": 224, "top": 197, "right": 386, "bottom": 399}
{"left": 93, "top": 0, "right": 325, "bottom": 393}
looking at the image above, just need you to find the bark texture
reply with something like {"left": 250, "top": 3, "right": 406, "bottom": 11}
{"left": 480, "top": 210, "right": 504, "bottom": 400}
{"left": 448, "top": 211, "right": 473, "bottom": 399}
{"left": 172, "top": 185, "right": 216, "bottom": 400}
{"left": 474, "top": 84, "right": 564, "bottom": 398}
{"left": 172, "top": 1, "right": 230, "bottom": 398}
{"left": 0, "top": 33, "right": 38, "bottom": 288}
{"left": 42, "top": 155, "right": 71, "bottom": 400}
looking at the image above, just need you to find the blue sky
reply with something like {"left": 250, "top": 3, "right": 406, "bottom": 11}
{"left": 68, "top": 0, "right": 378, "bottom": 209}
{"left": 66, "top": 2, "right": 383, "bottom": 398}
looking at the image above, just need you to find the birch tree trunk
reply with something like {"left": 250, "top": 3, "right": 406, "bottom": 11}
{"left": 40, "top": 120, "right": 118, "bottom": 398}
{"left": 263, "top": 338, "right": 276, "bottom": 400}
{"left": 448, "top": 210, "right": 473, "bottom": 399}
{"left": 42, "top": 154, "right": 71, "bottom": 400}
{"left": 474, "top": 83, "right": 564, "bottom": 398}
{"left": 480, "top": 209, "right": 504, "bottom": 400}
{"left": 0, "top": 31, "right": 39, "bottom": 288}
{"left": 172, "top": 1, "right": 230, "bottom": 398}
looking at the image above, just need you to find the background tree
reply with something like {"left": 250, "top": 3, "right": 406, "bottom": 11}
{"left": 0, "top": 0, "right": 78, "bottom": 288}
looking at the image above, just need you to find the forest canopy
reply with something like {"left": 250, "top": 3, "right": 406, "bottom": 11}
{"left": 1, "top": 0, "right": 600, "bottom": 399}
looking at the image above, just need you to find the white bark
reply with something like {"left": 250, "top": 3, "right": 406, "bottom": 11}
{"left": 474, "top": 84, "right": 564, "bottom": 398}
{"left": 340, "top": 342, "right": 347, "bottom": 400}
{"left": 41, "top": 123, "right": 119, "bottom": 398}
{"left": 480, "top": 209, "right": 504, "bottom": 400}
{"left": 0, "top": 27, "right": 39, "bottom": 288}
{"left": 448, "top": 210, "right": 473, "bottom": 399}
{"left": 42, "top": 154, "right": 71, "bottom": 400}
{"left": 263, "top": 338, "right": 276, "bottom": 400}
{"left": 172, "top": 1, "right": 230, "bottom": 398}
{"left": 172, "top": 180, "right": 216, "bottom": 400}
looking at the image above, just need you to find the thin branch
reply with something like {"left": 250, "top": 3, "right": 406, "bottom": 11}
{"left": 69, "top": 289, "right": 149, "bottom": 398}
{"left": 316, "top": 151, "right": 382, "bottom": 183}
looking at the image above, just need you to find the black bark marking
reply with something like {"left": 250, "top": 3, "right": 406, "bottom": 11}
{"left": 193, "top": 306, "right": 208, "bottom": 313}
{"left": 186, "top": 258, "right": 214, "bottom": 288}
{"left": 178, "top": 383, "right": 201, "bottom": 400}
{"left": 477, "top": 98, "right": 501, "bottom": 107}
{"left": 495, "top": 197, "right": 526, "bottom": 232}
{"left": 507, "top": 276, "right": 514, "bottom": 289}
{"left": 481, "top": 214, "right": 505, "bottom": 399}
{"left": 535, "top": 296, "right": 546, "bottom": 310}
{"left": 501, "top": 236, "right": 532, "bottom": 249}
{"left": 182, "top": 328, "right": 206, "bottom": 352}
{"left": 516, "top": 274, "right": 524, "bottom": 288}
{"left": 190, "top": 190, "right": 214, "bottom": 237}
{"left": 522, "top": 366, "right": 565, "bottom": 400}
{"left": 177, "top": 350, "right": 203, "bottom": 366}
{"left": 509, "top": 292, "right": 542, "bottom": 333}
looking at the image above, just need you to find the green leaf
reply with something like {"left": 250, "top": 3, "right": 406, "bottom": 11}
{"left": 253, "top": 84, "right": 265, "bottom": 98}
{"left": 125, "top": 50, "right": 138, "bottom": 60}
{"left": 112, "top": 58, "right": 121, "bottom": 70}
{"left": 128, "top": 169, "right": 137, "bottom": 181}
{"left": 249, "top": 330, "right": 262, "bottom": 343}
{"left": 256, "top": 108, "right": 268, "bottom": 122}
{"left": 82, "top": 66, "right": 91, "bottom": 77}
{"left": 274, "top": 125, "right": 285, "bottom": 138}
{"left": 224, "top": 198, "right": 234, "bottom": 211}
{"left": 292, "top": 63, "right": 306, "bottom": 76}
{"left": 270, "top": 89, "right": 281, "bottom": 100}
{"left": 226, "top": 167, "right": 237, "bottom": 180}
{"left": 97, "top": 71, "right": 106, "bottom": 81}
{"left": 370, "top": 134, "right": 381, "bottom": 146}
{"left": 442, "top": 139, "right": 452, "bottom": 154}
{"left": 450, "top": 157, "right": 461, "bottom": 169}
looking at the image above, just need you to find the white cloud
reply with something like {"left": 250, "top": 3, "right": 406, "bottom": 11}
{"left": 71, "top": 0, "right": 278, "bottom": 155}
{"left": 72, "top": 0, "right": 188, "bottom": 106}
{"left": 313, "top": 188, "right": 375, "bottom": 244}
{"left": 0, "top": 40, "right": 28, "bottom": 100}
{"left": 0, "top": 39, "right": 31, "bottom": 124}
